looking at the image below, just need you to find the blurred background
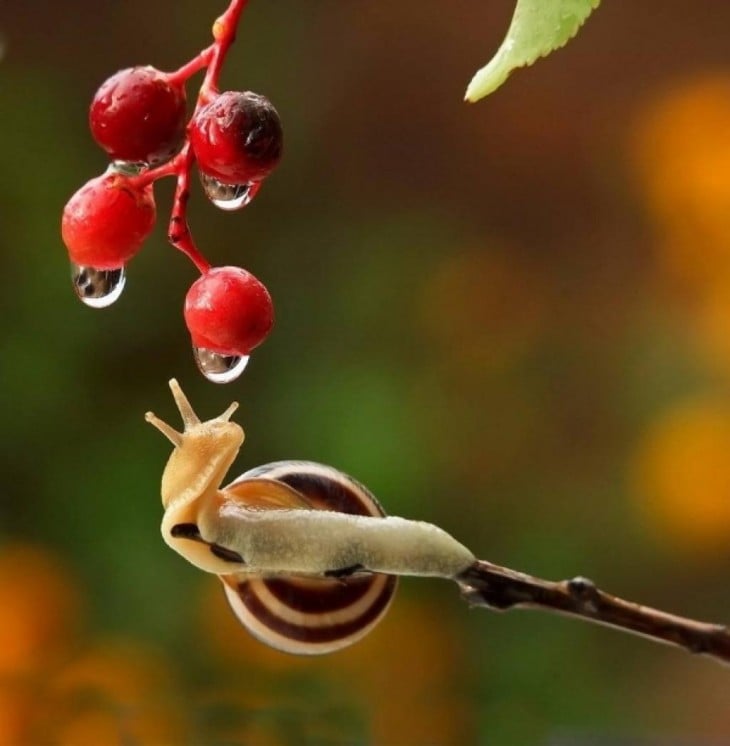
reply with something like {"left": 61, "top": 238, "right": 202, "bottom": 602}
{"left": 3, "top": 0, "right": 730, "bottom": 743}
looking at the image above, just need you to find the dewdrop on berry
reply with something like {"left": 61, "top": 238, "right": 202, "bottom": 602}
{"left": 199, "top": 176, "right": 260, "bottom": 212}
{"left": 61, "top": 170, "right": 156, "bottom": 308}
{"left": 71, "top": 265, "right": 127, "bottom": 309}
{"left": 184, "top": 266, "right": 274, "bottom": 383}
{"left": 190, "top": 91, "right": 282, "bottom": 212}
{"left": 194, "top": 349, "right": 251, "bottom": 383}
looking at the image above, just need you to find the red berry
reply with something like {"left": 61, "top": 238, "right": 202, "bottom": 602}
{"left": 184, "top": 266, "right": 274, "bottom": 355}
{"left": 89, "top": 66, "right": 187, "bottom": 164}
{"left": 189, "top": 91, "right": 283, "bottom": 184}
{"left": 62, "top": 173, "right": 156, "bottom": 269}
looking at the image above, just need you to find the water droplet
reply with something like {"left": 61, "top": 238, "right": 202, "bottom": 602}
{"left": 107, "top": 160, "right": 147, "bottom": 176}
{"left": 71, "top": 264, "right": 126, "bottom": 308}
{"left": 200, "top": 173, "right": 258, "bottom": 211}
{"left": 193, "top": 347, "right": 250, "bottom": 383}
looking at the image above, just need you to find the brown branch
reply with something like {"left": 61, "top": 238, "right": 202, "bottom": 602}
{"left": 455, "top": 560, "right": 730, "bottom": 665}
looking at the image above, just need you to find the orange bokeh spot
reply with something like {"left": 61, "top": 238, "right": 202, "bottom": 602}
{"left": 336, "top": 594, "right": 473, "bottom": 746}
{"left": 640, "top": 654, "right": 730, "bottom": 739}
{"left": 199, "top": 576, "right": 473, "bottom": 746}
{"left": 0, "top": 685, "right": 36, "bottom": 746}
{"left": 54, "top": 707, "right": 183, "bottom": 746}
{"left": 632, "top": 74, "right": 730, "bottom": 291}
{"left": 47, "top": 640, "right": 184, "bottom": 745}
{"left": 0, "top": 543, "right": 82, "bottom": 676}
{"left": 631, "top": 398, "right": 730, "bottom": 554}
{"left": 691, "top": 280, "right": 730, "bottom": 374}
{"left": 52, "top": 640, "right": 176, "bottom": 706}
{"left": 0, "top": 546, "right": 186, "bottom": 744}
{"left": 55, "top": 710, "right": 125, "bottom": 746}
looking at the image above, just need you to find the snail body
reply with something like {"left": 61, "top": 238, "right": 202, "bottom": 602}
{"left": 146, "top": 379, "right": 474, "bottom": 654}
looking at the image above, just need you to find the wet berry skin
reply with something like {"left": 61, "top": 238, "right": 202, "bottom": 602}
{"left": 61, "top": 173, "right": 156, "bottom": 269}
{"left": 184, "top": 266, "right": 274, "bottom": 355}
{"left": 189, "top": 91, "right": 283, "bottom": 184}
{"left": 89, "top": 66, "right": 187, "bottom": 164}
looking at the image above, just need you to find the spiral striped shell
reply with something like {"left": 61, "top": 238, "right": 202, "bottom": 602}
{"left": 219, "top": 461, "right": 398, "bottom": 655}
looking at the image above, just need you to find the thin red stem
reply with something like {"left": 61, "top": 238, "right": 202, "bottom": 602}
{"left": 199, "top": 0, "right": 249, "bottom": 102}
{"left": 130, "top": 152, "right": 185, "bottom": 189}
{"left": 130, "top": 0, "right": 250, "bottom": 274}
{"left": 166, "top": 45, "right": 215, "bottom": 87}
{"left": 166, "top": 144, "right": 210, "bottom": 274}
{"left": 169, "top": 0, "right": 248, "bottom": 272}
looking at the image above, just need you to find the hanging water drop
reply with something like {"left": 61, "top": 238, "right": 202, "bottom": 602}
{"left": 193, "top": 347, "right": 250, "bottom": 383}
{"left": 71, "top": 264, "right": 126, "bottom": 308}
{"left": 200, "top": 173, "right": 259, "bottom": 211}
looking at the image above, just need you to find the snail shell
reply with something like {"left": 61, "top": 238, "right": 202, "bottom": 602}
{"left": 219, "top": 461, "right": 398, "bottom": 655}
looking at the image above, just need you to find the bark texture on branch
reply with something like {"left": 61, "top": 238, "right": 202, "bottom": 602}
{"left": 456, "top": 560, "right": 730, "bottom": 665}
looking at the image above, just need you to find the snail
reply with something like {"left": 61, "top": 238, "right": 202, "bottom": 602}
{"left": 145, "top": 379, "right": 730, "bottom": 666}
{"left": 145, "top": 379, "right": 475, "bottom": 655}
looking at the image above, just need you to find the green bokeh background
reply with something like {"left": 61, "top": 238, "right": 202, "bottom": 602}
{"left": 3, "top": 1, "right": 730, "bottom": 743}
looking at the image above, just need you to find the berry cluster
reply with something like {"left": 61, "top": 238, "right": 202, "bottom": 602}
{"left": 61, "top": 0, "right": 281, "bottom": 383}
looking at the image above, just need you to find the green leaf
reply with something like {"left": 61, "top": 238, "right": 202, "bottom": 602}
{"left": 464, "top": 0, "right": 601, "bottom": 102}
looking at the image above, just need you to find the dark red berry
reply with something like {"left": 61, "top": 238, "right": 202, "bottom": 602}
{"left": 89, "top": 66, "right": 187, "bottom": 164}
{"left": 184, "top": 266, "right": 274, "bottom": 355}
{"left": 62, "top": 173, "right": 156, "bottom": 269}
{"left": 189, "top": 91, "right": 283, "bottom": 184}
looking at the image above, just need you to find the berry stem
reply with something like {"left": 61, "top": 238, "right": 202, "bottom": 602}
{"left": 199, "top": 0, "right": 249, "bottom": 102}
{"left": 131, "top": 0, "right": 250, "bottom": 275}
{"left": 167, "top": 143, "right": 211, "bottom": 274}
{"left": 166, "top": 46, "right": 215, "bottom": 87}
{"left": 131, "top": 152, "right": 185, "bottom": 188}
